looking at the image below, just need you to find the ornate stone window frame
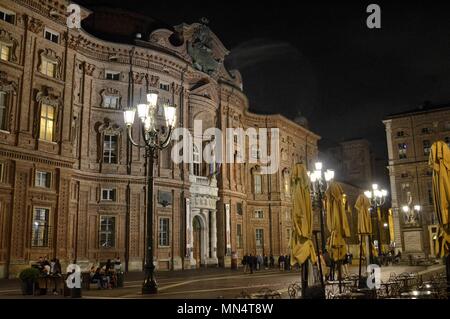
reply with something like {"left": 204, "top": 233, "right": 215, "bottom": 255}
{"left": 35, "top": 86, "right": 62, "bottom": 142}
{"left": 0, "top": 72, "right": 17, "bottom": 132}
{"left": 100, "top": 88, "right": 122, "bottom": 109}
{"left": 0, "top": 29, "right": 18, "bottom": 62}
{"left": 37, "top": 48, "right": 62, "bottom": 79}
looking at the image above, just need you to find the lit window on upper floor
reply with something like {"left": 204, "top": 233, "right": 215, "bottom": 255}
{"left": 40, "top": 58, "right": 57, "bottom": 78}
{"left": 0, "top": 42, "right": 11, "bottom": 62}
{"left": 105, "top": 71, "right": 120, "bottom": 81}
{"left": 44, "top": 28, "right": 59, "bottom": 44}
{"left": 0, "top": 7, "right": 15, "bottom": 24}
{"left": 159, "top": 83, "right": 170, "bottom": 91}
{"left": 398, "top": 143, "right": 407, "bottom": 159}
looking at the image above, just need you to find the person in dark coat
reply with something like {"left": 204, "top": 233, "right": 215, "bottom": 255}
{"left": 269, "top": 254, "right": 275, "bottom": 268}
{"left": 249, "top": 254, "right": 254, "bottom": 274}
{"left": 278, "top": 255, "right": 285, "bottom": 270}
{"left": 263, "top": 254, "right": 269, "bottom": 270}
{"left": 252, "top": 254, "right": 257, "bottom": 273}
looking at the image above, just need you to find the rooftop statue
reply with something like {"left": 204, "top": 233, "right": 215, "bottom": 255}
{"left": 187, "top": 20, "right": 221, "bottom": 75}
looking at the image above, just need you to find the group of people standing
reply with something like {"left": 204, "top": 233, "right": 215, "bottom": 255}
{"left": 35, "top": 256, "right": 62, "bottom": 276}
{"left": 241, "top": 253, "right": 293, "bottom": 274}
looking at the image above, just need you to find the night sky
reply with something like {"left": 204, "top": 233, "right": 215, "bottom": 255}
{"left": 77, "top": 0, "right": 450, "bottom": 181}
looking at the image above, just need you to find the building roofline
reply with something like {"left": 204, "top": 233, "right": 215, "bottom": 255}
{"left": 384, "top": 103, "right": 450, "bottom": 120}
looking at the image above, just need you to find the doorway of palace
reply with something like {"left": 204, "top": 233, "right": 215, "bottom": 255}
{"left": 193, "top": 216, "right": 202, "bottom": 268}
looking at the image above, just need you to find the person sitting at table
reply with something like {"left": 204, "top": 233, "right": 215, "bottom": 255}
{"left": 91, "top": 267, "right": 108, "bottom": 289}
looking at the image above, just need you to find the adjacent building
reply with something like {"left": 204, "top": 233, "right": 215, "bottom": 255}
{"left": 383, "top": 102, "right": 448, "bottom": 258}
{"left": 0, "top": 0, "right": 319, "bottom": 278}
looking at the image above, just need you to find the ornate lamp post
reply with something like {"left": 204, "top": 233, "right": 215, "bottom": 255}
{"left": 364, "top": 184, "right": 388, "bottom": 263}
{"left": 308, "top": 162, "right": 334, "bottom": 288}
{"left": 309, "top": 162, "right": 335, "bottom": 251}
{"left": 123, "top": 92, "right": 177, "bottom": 294}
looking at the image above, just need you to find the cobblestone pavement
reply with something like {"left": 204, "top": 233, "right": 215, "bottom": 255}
{"left": 0, "top": 264, "right": 444, "bottom": 299}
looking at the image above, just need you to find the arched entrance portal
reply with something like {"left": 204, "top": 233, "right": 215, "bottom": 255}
{"left": 193, "top": 216, "right": 202, "bottom": 268}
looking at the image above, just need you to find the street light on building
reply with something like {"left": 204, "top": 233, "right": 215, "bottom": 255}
{"left": 364, "top": 184, "right": 388, "bottom": 262}
{"left": 123, "top": 91, "right": 176, "bottom": 294}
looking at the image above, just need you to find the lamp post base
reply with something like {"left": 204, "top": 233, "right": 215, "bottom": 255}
{"left": 142, "top": 277, "right": 158, "bottom": 294}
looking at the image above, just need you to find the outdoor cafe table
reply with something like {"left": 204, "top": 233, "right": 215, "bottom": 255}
{"left": 396, "top": 274, "right": 417, "bottom": 290}
{"left": 36, "top": 275, "right": 65, "bottom": 295}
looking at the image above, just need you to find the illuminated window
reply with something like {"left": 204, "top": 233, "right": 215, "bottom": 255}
{"left": 40, "top": 58, "right": 56, "bottom": 77}
{"left": 398, "top": 143, "right": 407, "bottom": 159}
{"left": 32, "top": 208, "right": 49, "bottom": 247}
{"left": 39, "top": 103, "right": 55, "bottom": 141}
{"left": 284, "top": 173, "right": 290, "bottom": 195}
{"left": 0, "top": 43, "right": 10, "bottom": 61}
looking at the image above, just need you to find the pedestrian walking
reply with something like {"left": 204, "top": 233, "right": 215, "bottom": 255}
{"left": 278, "top": 254, "right": 285, "bottom": 270}
{"left": 269, "top": 254, "right": 274, "bottom": 268}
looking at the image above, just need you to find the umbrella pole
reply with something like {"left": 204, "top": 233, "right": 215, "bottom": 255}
{"left": 358, "top": 234, "right": 363, "bottom": 287}
{"left": 301, "top": 261, "right": 308, "bottom": 298}
{"left": 314, "top": 231, "right": 325, "bottom": 288}
{"left": 446, "top": 254, "right": 450, "bottom": 296}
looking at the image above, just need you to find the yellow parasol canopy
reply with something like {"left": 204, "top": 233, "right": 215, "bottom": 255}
{"left": 325, "top": 182, "right": 351, "bottom": 261}
{"left": 429, "top": 141, "right": 450, "bottom": 257}
{"left": 355, "top": 194, "right": 372, "bottom": 235}
{"left": 290, "top": 163, "right": 317, "bottom": 265}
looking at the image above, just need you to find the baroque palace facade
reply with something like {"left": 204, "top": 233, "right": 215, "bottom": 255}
{"left": 0, "top": 0, "right": 319, "bottom": 278}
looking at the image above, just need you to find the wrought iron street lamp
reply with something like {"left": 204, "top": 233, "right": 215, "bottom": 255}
{"left": 309, "top": 162, "right": 335, "bottom": 252}
{"left": 123, "top": 91, "right": 176, "bottom": 294}
{"left": 364, "top": 184, "right": 388, "bottom": 263}
{"left": 308, "top": 162, "right": 334, "bottom": 289}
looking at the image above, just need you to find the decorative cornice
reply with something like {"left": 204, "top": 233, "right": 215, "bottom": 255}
{"left": 24, "top": 14, "right": 44, "bottom": 34}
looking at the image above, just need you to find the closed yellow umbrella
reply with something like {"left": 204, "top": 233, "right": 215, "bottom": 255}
{"left": 429, "top": 141, "right": 450, "bottom": 258}
{"left": 355, "top": 194, "right": 372, "bottom": 235}
{"left": 325, "top": 182, "right": 351, "bottom": 262}
{"left": 355, "top": 194, "right": 372, "bottom": 284}
{"left": 290, "top": 163, "right": 317, "bottom": 265}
